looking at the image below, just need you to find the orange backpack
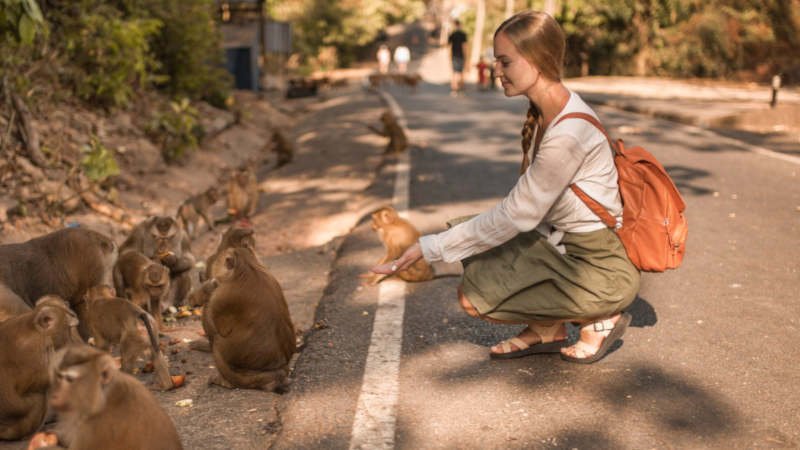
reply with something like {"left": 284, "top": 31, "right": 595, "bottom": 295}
{"left": 555, "top": 112, "right": 688, "bottom": 272}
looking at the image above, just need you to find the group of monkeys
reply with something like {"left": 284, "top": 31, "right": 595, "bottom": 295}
{"left": 0, "top": 116, "right": 444, "bottom": 447}
{"left": 0, "top": 164, "right": 295, "bottom": 448}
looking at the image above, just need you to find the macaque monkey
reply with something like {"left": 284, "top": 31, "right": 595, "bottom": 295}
{"left": 0, "top": 227, "right": 117, "bottom": 312}
{"left": 368, "top": 110, "right": 407, "bottom": 153}
{"left": 176, "top": 186, "right": 220, "bottom": 239}
{"left": 270, "top": 130, "right": 294, "bottom": 168}
{"left": 75, "top": 285, "right": 174, "bottom": 391}
{"left": 194, "top": 247, "right": 295, "bottom": 391}
{"left": 113, "top": 250, "right": 170, "bottom": 327}
{"left": 120, "top": 216, "right": 196, "bottom": 309}
{"left": 204, "top": 225, "right": 256, "bottom": 280}
{"left": 0, "top": 296, "right": 80, "bottom": 440}
{"left": 187, "top": 278, "right": 218, "bottom": 308}
{"left": 45, "top": 344, "right": 183, "bottom": 449}
{"left": 226, "top": 166, "right": 258, "bottom": 219}
{"left": 364, "top": 206, "right": 434, "bottom": 285}
{"left": 392, "top": 73, "right": 423, "bottom": 91}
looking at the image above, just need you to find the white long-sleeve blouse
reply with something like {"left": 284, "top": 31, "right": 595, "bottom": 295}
{"left": 419, "top": 91, "right": 622, "bottom": 264}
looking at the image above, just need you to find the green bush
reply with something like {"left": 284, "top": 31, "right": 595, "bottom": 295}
{"left": 65, "top": 10, "right": 162, "bottom": 108}
{"left": 0, "top": 0, "right": 45, "bottom": 45}
{"left": 124, "top": 0, "right": 231, "bottom": 107}
{"left": 81, "top": 136, "right": 120, "bottom": 183}
{"left": 148, "top": 98, "right": 204, "bottom": 164}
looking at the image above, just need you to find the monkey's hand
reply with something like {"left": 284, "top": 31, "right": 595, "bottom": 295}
{"left": 26, "top": 432, "right": 60, "bottom": 450}
{"left": 370, "top": 243, "right": 424, "bottom": 275}
{"left": 159, "top": 252, "right": 178, "bottom": 268}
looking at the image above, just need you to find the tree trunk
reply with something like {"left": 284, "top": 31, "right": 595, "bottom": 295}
{"left": 632, "top": 1, "right": 652, "bottom": 76}
{"left": 505, "top": 0, "right": 513, "bottom": 19}
{"left": 544, "top": 0, "right": 557, "bottom": 16}
{"left": 469, "top": 0, "right": 486, "bottom": 77}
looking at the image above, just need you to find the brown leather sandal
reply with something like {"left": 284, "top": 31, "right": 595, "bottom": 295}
{"left": 490, "top": 322, "right": 568, "bottom": 360}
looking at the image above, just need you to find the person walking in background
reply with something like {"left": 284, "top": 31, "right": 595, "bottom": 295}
{"left": 372, "top": 10, "right": 640, "bottom": 364}
{"left": 448, "top": 19, "right": 468, "bottom": 96}
{"left": 376, "top": 44, "right": 391, "bottom": 74}
{"left": 476, "top": 57, "right": 489, "bottom": 90}
{"left": 394, "top": 45, "right": 411, "bottom": 73}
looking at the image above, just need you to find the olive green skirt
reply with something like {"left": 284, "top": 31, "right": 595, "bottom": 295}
{"left": 459, "top": 227, "right": 640, "bottom": 322}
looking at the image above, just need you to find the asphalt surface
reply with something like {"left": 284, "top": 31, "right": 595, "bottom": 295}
{"left": 273, "top": 43, "right": 800, "bottom": 449}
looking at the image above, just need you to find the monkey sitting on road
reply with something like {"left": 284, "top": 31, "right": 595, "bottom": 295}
{"left": 270, "top": 130, "right": 294, "bottom": 168}
{"left": 368, "top": 110, "right": 407, "bottom": 153}
{"left": 191, "top": 247, "right": 295, "bottom": 391}
{"left": 362, "top": 206, "right": 438, "bottom": 286}
{"left": 75, "top": 285, "right": 174, "bottom": 391}
{"left": 0, "top": 295, "right": 80, "bottom": 441}
{"left": 176, "top": 186, "right": 220, "bottom": 239}
{"left": 113, "top": 249, "right": 171, "bottom": 329}
{"left": 226, "top": 166, "right": 259, "bottom": 220}
{"left": 41, "top": 344, "right": 183, "bottom": 449}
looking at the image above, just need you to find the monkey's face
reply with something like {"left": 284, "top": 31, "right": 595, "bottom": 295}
{"left": 50, "top": 345, "right": 116, "bottom": 415}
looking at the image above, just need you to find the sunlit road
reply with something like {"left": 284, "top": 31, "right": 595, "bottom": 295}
{"left": 273, "top": 75, "right": 800, "bottom": 449}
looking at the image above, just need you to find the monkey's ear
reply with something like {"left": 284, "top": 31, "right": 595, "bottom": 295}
{"left": 224, "top": 254, "right": 236, "bottom": 271}
{"left": 34, "top": 307, "right": 58, "bottom": 332}
{"left": 380, "top": 210, "right": 392, "bottom": 223}
{"left": 98, "top": 354, "right": 118, "bottom": 386}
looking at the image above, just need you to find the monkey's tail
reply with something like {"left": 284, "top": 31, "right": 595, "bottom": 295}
{"left": 138, "top": 312, "right": 161, "bottom": 356}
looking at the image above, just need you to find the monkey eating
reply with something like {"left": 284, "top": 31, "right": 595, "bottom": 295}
{"left": 0, "top": 227, "right": 117, "bottom": 317}
{"left": 113, "top": 249, "right": 171, "bottom": 329}
{"left": 119, "top": 216, "right": 196, "bottom": 310}
{"left": 226, "top": 166, "right": 259, "bottom": 220}
{"left": 363, "top": 206, "right": 437, "bottom": 285}
{"left": 176, "top": 186, "right": 220, "bottom": 239}
{"left": 75, "top": 285, "right": 174, "bottom": 391}
{"left": 192, "top": 247, "right": 295, "bottom": 391}
{"left": 0, "top": 295, "right": 80, "bottom": 441}
{"left": 368, "top": 110, "right": 407, "bottom": 153}
{"left": 45, "top": 344, "right": 183, "bottom": 449}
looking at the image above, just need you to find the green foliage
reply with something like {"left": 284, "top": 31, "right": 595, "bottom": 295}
{"left": 123, "top": 0, "right": 232, "bottom": 107}
{"left": 81, "top": 136, "right": 120, "bottom": 183}
{"left": 0, "top": 0, "right": 45, "bottom": 45}
{"left": 148, "top": 98, "right": 204, "bottom": 164}
{"left": 556, "top": 0, "right": 800, "bottom": 80}
{"left": 65, "top": 9, "right": 162, "bottom": 108}
{"left": 291, "top": 0, "right": 425, "bottom": 70}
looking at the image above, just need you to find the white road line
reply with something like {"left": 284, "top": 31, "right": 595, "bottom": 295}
{"left": 350, "top": 90, "right": 410, "bottom": 450}
{"left": 684, "top": 124, "right": 800, "bottom": 166}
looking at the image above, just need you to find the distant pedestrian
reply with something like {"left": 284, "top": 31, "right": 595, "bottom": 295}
{"left": 394, "top": 45, "right": 411, "bottom": 73}
{"left": 448, "top": 19, "right": 468, "bottom": 96}
{"left": 372, "top": 11, "right": 639, "bottom": 364}
{"left": 476, "top": 57, "right": 489, "bottom": 90}
{"left": 376, "top": 44, "right": 391, "bottom": 74}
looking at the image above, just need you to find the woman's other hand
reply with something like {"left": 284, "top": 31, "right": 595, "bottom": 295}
{"left": 371, "top": 243, "right": 424, "bottom": 275}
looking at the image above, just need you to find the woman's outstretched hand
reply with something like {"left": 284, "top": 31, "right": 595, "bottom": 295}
{"left": 371, "top": 243, "right": 424, "bottom": 275}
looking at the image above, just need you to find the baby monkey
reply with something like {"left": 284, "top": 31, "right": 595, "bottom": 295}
{"left": 364, "top": 206, "right": 434, "bottom": 285}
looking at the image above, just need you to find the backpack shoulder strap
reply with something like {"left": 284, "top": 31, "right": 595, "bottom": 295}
{"left": 555, "top": 112, "right": 619, "bottom": 229}
{"left": 554, "top": 112, "right": 616, "bottom": 152}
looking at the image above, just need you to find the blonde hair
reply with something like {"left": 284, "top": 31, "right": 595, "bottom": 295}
{"left": 495, "top": 11, "right": 566, "bottom": 173}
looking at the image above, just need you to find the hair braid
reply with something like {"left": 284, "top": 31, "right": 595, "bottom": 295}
{"left": 519, "top": 101, "right": 541, "bottom": 174}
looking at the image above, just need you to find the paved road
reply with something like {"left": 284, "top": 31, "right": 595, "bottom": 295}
{"left": 274, "top": 63, "right": 800, "bottom": 448}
